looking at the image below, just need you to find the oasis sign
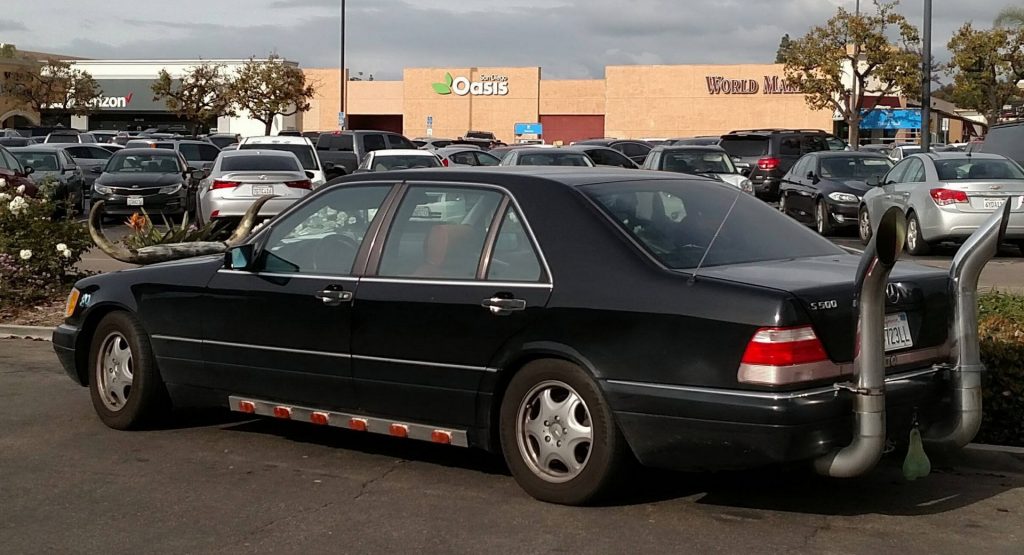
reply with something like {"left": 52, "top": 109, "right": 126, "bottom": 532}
{"left": 432, "top": 72, "right": 509, "bottom": 96}
{"left": 705, "top": 75, "right": 801, "bottom": 95}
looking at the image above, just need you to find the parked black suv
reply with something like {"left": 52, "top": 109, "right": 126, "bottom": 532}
{"left": 718, "top": 129, "right": 835, "bottom": 200}
{"left": 979, "top": 120, "right": 1024, "bottom": 166}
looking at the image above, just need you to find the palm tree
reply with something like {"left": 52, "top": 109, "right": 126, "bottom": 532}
{"left": 995, "top": 6, "right": 1024, "bottom": 28}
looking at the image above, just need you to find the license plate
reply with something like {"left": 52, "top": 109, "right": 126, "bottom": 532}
{"left": 126, "top": 196, "right": 144, "bottom": 206}
{"left": 884, "top": 312, "right": 913, "bottom": 352}
{"left": 252, "top": 186, "right": 275, "bottom": 196}
{"left": 983, "top": 197, "right": 1007, "bottom": 210}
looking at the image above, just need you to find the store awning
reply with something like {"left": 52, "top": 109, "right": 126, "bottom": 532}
{"left": 860, "top": 108, "right": 921, "bottom": 130}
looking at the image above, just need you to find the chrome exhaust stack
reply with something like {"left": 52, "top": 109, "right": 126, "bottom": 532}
{"left": 815, "top": 207, "right": 906, "bottom": 477}
{"left": 926, "top": 201, "right": 1011, "bottom": 450}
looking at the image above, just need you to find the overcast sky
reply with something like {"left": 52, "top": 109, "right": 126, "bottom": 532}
{"left": 0, "top": 0, "right": 1014, "bottom": 79}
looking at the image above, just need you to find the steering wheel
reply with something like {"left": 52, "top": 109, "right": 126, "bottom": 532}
{"left": 311, "top": 233, "right": 362, "bottom": 272}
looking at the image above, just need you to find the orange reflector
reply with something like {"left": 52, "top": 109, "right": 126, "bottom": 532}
{"left": 389, "top": 423, "right": 408, "bottom": 438}
{"left": 310, "top": 411, "right": 329, "bottom": 425}
{"left": 273, "top": 406, "right": 291, "bottom": 419}
{"left": 431, "top": 430, "right": 452, "bottom": 444}
{"left": 238, "top": 400, "right": 256, "bottom": 414}
{"left": 349, "top": 418, "right": 367, "bottom": 432}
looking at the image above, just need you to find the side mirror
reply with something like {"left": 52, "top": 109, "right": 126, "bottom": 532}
{"left": 323, "top": 161, "right": 335, "bottom": 171}
{"left": 740, "top": 167, "right": 752, "bottom": 177}
{"left": 807, "top": 171, "right": 820, "bottom": 183}
{"left": 190, "top": 169, "right": 205, "bottom": 180}
{"left": 22, "top": 166, "right": 34, "bottom": 176}
{"left": 865, "top": 175, "right": 882, "bottom": 187}
{"left": 304, "top": 170, "right": 316, "bottom": 180}
{"left": 225, "top": 244, "right": 256, "bottom": 271}
{"left": 90, "top": 166, "right": 103, "bottom": 174}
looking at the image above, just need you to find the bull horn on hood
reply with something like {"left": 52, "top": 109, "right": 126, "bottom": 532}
{"left": 89, "top": 195, "right": 276, "bottom": 265}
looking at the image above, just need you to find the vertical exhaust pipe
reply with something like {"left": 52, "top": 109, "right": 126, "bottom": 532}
{"left": 815, "top": 207, "right": 905, "bottom": 477}
{"left": 926, "top": 201, "right": 1012, "bottom": 449}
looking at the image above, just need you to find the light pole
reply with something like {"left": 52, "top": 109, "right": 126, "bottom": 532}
{"left": 339, "top": 0, "right": 346, "bottom": 130}
{"left": 921, "top": 0, "right": 932, "bottom": 151}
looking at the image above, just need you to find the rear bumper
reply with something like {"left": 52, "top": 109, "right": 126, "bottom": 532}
{"left": 603, "top": 366, "right": 950, "bottom": 471}
{"left": 199, "top": 195, "right": 303, "bottom": 220}
{"left": 919, "top": 205, "right": 1024, "bottom": 242}
{"left": 749, "top": 171, "right": 782, "bottom": 199}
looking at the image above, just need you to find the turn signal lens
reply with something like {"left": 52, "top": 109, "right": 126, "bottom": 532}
{"left": 64, "top": 288, "right": 80, "bottom": 318}
{"left": 930, "top": 188, "right": 968, "bottom": 206}
{"left": 284, "top": 179, "right": 312, "bottom": 190}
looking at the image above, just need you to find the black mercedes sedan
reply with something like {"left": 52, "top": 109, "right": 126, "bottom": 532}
{"left": 54, "top": 167, "right": 998, "bottom": 505}
{"left": 91, "top": 148, "right": 204, "bottom": 219}
{"left": 779, "top": 151, "right": 893, "bottom": 236}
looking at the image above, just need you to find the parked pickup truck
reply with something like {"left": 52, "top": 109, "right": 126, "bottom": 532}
{"left": 315, "top": 130, "right": 418, "bottom": 180}
{"left": 459, "top": 130, "right": 504, "bottom": 149}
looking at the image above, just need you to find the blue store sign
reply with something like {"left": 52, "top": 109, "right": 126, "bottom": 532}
{"left": 514, "top": 122, "right": 543, "bottom": 135}
{"left": 860, "top": 109, "right": 921, "bottom": 130}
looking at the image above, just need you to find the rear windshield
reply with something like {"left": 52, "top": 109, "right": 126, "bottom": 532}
{"left": 240, "top": 143, "right": 317, "bottom": 170}
{"left": 519, "top": 152, "right": 593, "bottom": 166}
{"left": 371, "top": 155, "right": 440, "bottom": 170}
{"left": 46, "top": 134, "right": 79, "bottom": 144}
{"left": 584, "top": 179, "right": 841, "bottom": 270}
{"left": 933, "top": 158, "right": 1024, "bottom": 180}
{"left": 221, "top": 155, "right": 301, "bottom": 172}
{"left": 818, "top": 156, "right": 892, "bottom": 179}
{"left": 660, "top": 150, "right": 735, "bottom": 174}
{"left": 719, "top": 137, "right": 768, "bottom": 157}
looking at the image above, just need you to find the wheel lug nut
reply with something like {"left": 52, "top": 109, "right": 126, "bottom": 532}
{"left": 562, "top": 428, "right": 567, "bottom": 434}
{"left": 545, "top": 436, "right": 550, "bottom": 442}
{"left": 543, "top": 420, "right": 549, "bottom": 426}
{"left": 557, "top": 441, "right": 562, "bottom": 447}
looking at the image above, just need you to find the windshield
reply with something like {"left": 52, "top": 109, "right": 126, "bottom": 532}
{"left": 584, "top": 179, "right": 841, "bottom": 269}
{"left": 371, "top": 155, "right": 441, "bottom": 170}
{"left": 719, "top": 137, "right": 768, "bottom": 157}
{"left": 934, "top": 158, "right": 1024, "bottom": 180}
{"left": 12, "top": 152, "right": 59, "bottom": 172}
{"left": 106, "top": 153, "right": 181, "bottom": 173}
{"left": 818, "top": 156, "right": 892, "bottom": 180}
{"left": 46, "top": 134, "right": 79, "bottom": 144}
{"left": 661, "top": 150, "right": 735, "bottom": 174}
{"left": 519, "top": 152, "right": 594, "bottom": 166}
{"left": 221, "top": 155, "right": 301, "bottom": 172}
{"left": 240, "top": 143, "right": 318, "bottom": 170}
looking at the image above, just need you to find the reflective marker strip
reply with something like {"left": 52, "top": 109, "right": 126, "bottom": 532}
{"left": 227, "top": 396, "right": 468, "bottom": 447}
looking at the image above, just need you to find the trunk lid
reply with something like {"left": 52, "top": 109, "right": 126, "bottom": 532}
{"left": 695, "top": 255, "right": 950, "bottom": 363}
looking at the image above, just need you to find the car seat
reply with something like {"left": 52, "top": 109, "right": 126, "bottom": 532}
{"left": 414, "top": 224, "right": 480, "bottom": 278}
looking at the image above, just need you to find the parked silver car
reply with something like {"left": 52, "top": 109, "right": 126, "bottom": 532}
{"left": 859, "top": 152, "right": 1024, "bottom": 254}
{"left": 197, "top": 150, "right": 313, "bottom": 224}
{"left": 434, "top": 146, "right": 501, "bottom": 167}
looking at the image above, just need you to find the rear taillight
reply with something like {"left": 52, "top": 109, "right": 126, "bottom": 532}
{"left": 211, "top": 180, "right": 240, "bottom": 190}
{"left": 930, "top": 188, "right": 968, "bottom": 206}
{"left": 441, "top": 158, "right": 449, "bottom": 167}
{"left": 757, "top": 157, "right": 780, "bottom": 171}
{"left": 285, "top": 179, "right": 312, "bottom": 190}
{"left": 738, "top": 325, "right": 835, "bottom": 385}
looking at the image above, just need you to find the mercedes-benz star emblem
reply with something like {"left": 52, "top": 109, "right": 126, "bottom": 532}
{"left": 886, "top": 283, "right": 901, "bottom": 304}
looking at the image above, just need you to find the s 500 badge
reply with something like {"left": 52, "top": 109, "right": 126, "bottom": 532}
{"left": 808, "top": 300, "right": 838, "bottom": 310}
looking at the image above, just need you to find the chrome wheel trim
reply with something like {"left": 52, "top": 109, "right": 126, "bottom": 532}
{"left": 779, "top": 195, "right": 787, "bottom": 214}
{"left": 907, "top": 217, "right": 919, "bottom": 251}
{"left": 95, "top": 332, "right": 134, "bottom": 412}
{"left": 859, "top": 209, "right": 871, "bottom": 241}
{"left": 516, "top": 380, "right": 593, "bottom": 484}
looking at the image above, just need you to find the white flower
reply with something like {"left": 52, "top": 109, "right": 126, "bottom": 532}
{"left": 61, "top": 249, "right": 72, "bottom": 259}
{"left": 8, "top": 196, "right": 28, "bottom": 215}
{"left": 15, "top": 185, "right": 25, "bottom": 194}
{"left": 0, "top": 177, "right": 6, "bottom": 187}
{"left": 0, "top": 193, "right": 10, "bottom": 202}
{"left": 19, "top": 249, "right": 32, "bottom": 260}
{"left": 56, "top": 243, "right": 68, "bottom": 252}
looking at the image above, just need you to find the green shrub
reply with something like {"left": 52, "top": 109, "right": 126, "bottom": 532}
{"left": 977, "top": 293, "right": 1024, "bottom": 446}
{"left": 0, "top": 177, "right": 91, "bottom": 308}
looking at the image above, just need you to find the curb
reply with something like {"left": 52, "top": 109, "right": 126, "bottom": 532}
{"left": 966, "top": 443, "right": 1024, "bottom": 455}
{"left": 0, "top": 325, "right": 54, "bottom": 341}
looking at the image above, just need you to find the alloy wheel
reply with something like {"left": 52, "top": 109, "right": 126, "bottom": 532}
{"left": 859, "top": 209, "right": 871, "bottom": 242}
{"left": 516, "top": 380, "right": 593, "bottom": 483}
{"left": 816, "top": 202, "right": 826, "bottom": 234}
{"left": 95, "top": 332, "right": 134, "bottom": 412}
{"left": 907, "top": 217, "right": 918, "bottom": 251}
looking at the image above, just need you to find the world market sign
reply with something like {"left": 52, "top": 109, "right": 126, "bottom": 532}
{"left": 705, "top": 75, "right": 802, "bottom": 95}
{"left": 432, "top": 72, "right": 509, "bottom": 96}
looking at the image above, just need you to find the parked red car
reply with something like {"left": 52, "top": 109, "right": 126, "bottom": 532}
{"left": 0, "top": 144, "right": 38, "bottom": 197}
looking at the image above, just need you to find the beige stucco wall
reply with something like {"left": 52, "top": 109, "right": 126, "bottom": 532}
{"left": 604, "top": 64, "right": 833, "bottom": 138}
{"left": 539, "top": 80, "right": 605, "bottom": 115}
{"left": 402, "top": 67, "right": 540, "bottom": 142}
{"left": 0, "top": 59, "right": 40, "bottom": 127}
{"left": 304, "top": 68, "right": 344, "bottom": 132}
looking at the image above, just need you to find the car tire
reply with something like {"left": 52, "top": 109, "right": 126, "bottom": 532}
{"left": 499, "top": 359, "right": 630, "bottom": 505}
{"left": 906, "top": 212, "right": 931, "bottom": 256}
{"left": 858, "top": 206, "right": 872, "bottom": 245}
{"left": 88, "top": 311, "right": 170, "bottom": 430}
{"left": 816, "top": 199, "right": 835, "bottom": 236}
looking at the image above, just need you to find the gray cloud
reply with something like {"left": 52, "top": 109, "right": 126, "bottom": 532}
{"left": 5, "top": 0, "right": 1015, "bottom": 80}
{"left": 0, "top": 19, "right": 28, "bottom": 32}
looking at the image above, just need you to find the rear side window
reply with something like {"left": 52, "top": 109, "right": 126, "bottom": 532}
{"left": 221, "top": 155, "right": 301, "bottom": 172}
{"left": 617, "top": 142, "right": 650, "bottom": 159}
{"left": 779, "top": 136, "right": 801, "bottom": 156}
{"left": 318, "top": 134, "right": 354, "bottom": 151}
{"left": 720, "top": 137, "right": 768, "bottom": 157}
{"left": 802, "top": 136, "right": 829, "bottom": 154}
{"left": 387, "top": 135, "right": 416, "bottom": 149}
{"left": 487, "top": 206, "right": 543, "bottom": 282}
{"left": 363, "top": 134, "right": 387, "bottom": 152}
{"left": 584, "top": 179, "right": 841, "bottom": 270}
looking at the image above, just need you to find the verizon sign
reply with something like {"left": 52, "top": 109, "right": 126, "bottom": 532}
{"left": 706, "top": 75, "right": 802, "bottom": 95}
{"left": 90, "top": 92, "right": 134, "bottom": 109}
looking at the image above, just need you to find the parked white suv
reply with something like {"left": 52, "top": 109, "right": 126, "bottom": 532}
{"left": 238, "top": 136, "right": 325, "bottom": 187}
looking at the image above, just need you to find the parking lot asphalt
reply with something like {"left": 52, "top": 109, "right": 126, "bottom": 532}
{"left": 2, "top": 339, "right": 1022, "bottom": 554}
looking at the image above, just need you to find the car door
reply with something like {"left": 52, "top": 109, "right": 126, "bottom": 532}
{"left": 64, "top": 146, "right": 104, "bottom": 186}
{"left": 472, "top": 151, "right": 501, "bottom": 166}
{"left": 893, "top": 157, "right": 925, "bottom": 212}
{"left": 351, "top": 183, "right": 551, "bottom": 427}
{"left": 870, "top": 159, "right": 911, "bottom": 218}
{"left": 784, "top": 156, "right": 812, "bottom": 218}
{"left": 199, "top": 184, "right": 396, "bottom": 409}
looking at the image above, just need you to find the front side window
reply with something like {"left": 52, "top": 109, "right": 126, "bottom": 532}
{"left": 387, "top": 134, "right": 416, "bottom": 149}
{"left": 261, "top": 185, "right": 391, "bottom": 275}
{"left": 449, "top": 151, "right": 476, "bottom": 165}
{"left": 518, "top": 152, "right": 594, "bottom": 167}
{"left": 487, "top": 206, "right": 543, "bottom": 282}
{"left": 474, "top": 152, "right": 501, "bottom": 166}
{"left": 660, "top": 150, "right": 735, "bottom": 174}
{"left": 618, "top": 142, "right": 650, "bottom": 159}
{"left": 585, "top": 179, "right": 841, "bottom": 270}
{"left": 363, "top": 134, "right": 386, "bottom": 152}
{"left": 87, "top": 147, "right": 113, "bottom": 160}
{"left": 378, "top": 186, "right": 503, "bottom": 279}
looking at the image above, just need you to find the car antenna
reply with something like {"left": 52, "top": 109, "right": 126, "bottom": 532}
{"left": 689, "top": 187, "right": 742, "bottom": 285}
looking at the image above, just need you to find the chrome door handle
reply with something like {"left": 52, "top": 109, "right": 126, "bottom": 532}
{"left": 315, "top": 288, "right": 353, "bottom": 306}
{"left": 481, "top": 296, "right": 526, "bottom": 315}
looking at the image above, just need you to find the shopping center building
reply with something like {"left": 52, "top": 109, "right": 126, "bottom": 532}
{"left": 304, "top": 64, "right": 981, "bottom": 145}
